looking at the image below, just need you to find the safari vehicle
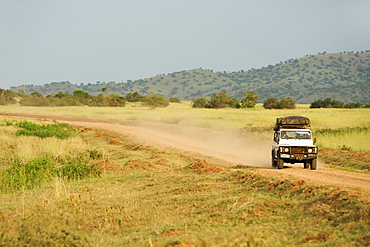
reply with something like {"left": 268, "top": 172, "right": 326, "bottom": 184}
{"left": 271, "top": 116, "right": 318, "bottom": 170}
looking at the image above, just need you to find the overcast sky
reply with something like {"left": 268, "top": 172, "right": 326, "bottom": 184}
{"left": 1, "top": 0, "right": 369, "bottom": 89}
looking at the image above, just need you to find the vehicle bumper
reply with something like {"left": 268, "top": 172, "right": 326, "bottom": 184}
{"left": 279, "top": 153, "right": 317, "bottom": 160}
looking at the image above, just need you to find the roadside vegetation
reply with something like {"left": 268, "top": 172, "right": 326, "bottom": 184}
{"left": 0, "top": 118, "right": 369, "bottom": 246}
{"left": 310, "top": 98, "right": 370, "bottom": 109}
{"left": 0, "top": 103, "right": 369, "bottom": 172}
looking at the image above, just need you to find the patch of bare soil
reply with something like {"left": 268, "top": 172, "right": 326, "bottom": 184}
{"left": 2, "top": 113, "right": 370, "bottom": 194}
{"left": 126, "top": 159, "right": 152, "bottom": 169}
{"left": 185, "top": 160, "right": 225, "bottom": 174}
{"left": 97, "top": 161, "right": 119, "bottom": 171}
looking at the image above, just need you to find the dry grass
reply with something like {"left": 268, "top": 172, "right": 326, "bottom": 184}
{"left": 1, "top": 126, "right": 369, "bottom": 246}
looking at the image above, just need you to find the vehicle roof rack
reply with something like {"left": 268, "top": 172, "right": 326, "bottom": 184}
{"left": 273, "top": 116, "right": 310, "bottom": 131}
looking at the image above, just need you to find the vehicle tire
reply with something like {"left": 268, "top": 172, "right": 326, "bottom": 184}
{"left": 272, "top": 156, "right": 277, "bottom": 168}
{"left": 277, "top": 158, "right": 284, "bottom": 169}
{"left": 310, "top": 159, "right": 317, "bottom": 170}
{"left": 304, "top": 162, "right": 309, "bottom": 169}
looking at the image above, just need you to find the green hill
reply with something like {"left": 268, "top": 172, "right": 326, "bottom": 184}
{"left": 10, "top": 51, "right": 370, "bottom": 103}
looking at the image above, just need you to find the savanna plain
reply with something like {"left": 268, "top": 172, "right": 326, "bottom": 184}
{"left": 0, "top": 103, "right": 369, "bottom": 246}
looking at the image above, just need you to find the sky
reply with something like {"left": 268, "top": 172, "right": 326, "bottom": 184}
{"left": 1, "top": 0, "right": 369, "bottom": 89}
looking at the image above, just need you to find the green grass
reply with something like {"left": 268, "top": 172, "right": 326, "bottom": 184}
{"left": 14, "top": 120, "right": 76, "bottom": 139}
{"left": 314, "top": 127, "right": 370, "bottom": 153}
{"left": 0, "top": 119, "right": 103, "bottom": 193}
{"left": 0, "top": 125, "right": 369, "bottom": 246}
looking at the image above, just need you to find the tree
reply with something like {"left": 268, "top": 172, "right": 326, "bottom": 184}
{"left": 142, "top": 94, "right": 169, "bottom": 108}
{"left": 169, "top": 97, "right": 181, "bottom": 103}
{"left": 0, "top": 89, "right": 18, "bottom": 105}
{"left": 54, "top": 92, "right": 69, "bottom": 98}
{"left": 30, "top": 92, "right": 43, "bottom": 98}
{"left": 192, "top": 97, "right": 208, "bottom": 108}
{"left": 208, "top": 92, "right": 228, "bottom": 108}
{"left": 263, "top": 97, "right": 296, "bottom": 109}
{"left": 73, "top": 90, "right": 90, "bottom": 104}
{"left": 125, "top": 92, "right": 145, "bottom": 102}
{"left": 102, "top": 88, "right": 110, "bottom": 95}
{"left": 278, "top": 97, "right": 296, "bottom": 109}
{"left": 263, "top": 98, "right": 279, "bottom": 109}
{"left": 73, "top": 90, "right": 90, "bottom": 99}
{"left": 310, "top": 98, "right": 344, "bottom": 108}
{"left": 106, "top": 94, "right": 126, "bottom": 107}
{"left": 207, "top": 91, "right": 239, "bottom": 108}
{"left": 240, "top": 91, "right": 259, "bottom": 108}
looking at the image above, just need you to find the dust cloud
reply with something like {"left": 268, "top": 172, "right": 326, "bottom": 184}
{"left": 124, "top": 121, "right": 272, "bottom": 168}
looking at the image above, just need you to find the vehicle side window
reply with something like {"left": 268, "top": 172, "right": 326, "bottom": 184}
{"left": 274, "top": 132, "right": 279, "bottom": 142}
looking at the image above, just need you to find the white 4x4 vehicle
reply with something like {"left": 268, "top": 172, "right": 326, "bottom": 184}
{"left": 271, "top": 116, "right": 318, "bottom": 170}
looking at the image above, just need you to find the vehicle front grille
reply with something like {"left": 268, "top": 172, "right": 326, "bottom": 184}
{"left": 291, "top": 147, "right": 306, "bottom": 153}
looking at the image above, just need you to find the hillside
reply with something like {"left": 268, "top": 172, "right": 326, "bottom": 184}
{"left": 10, "top": 51, "right": 370, "bottom": 103}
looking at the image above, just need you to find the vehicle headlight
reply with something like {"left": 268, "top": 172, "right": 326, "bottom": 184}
{"left": 308, "top": 148, "right": 313, "bottom": 153}
{"left": 280, "top": 147, "right": 289, "bottom": 153}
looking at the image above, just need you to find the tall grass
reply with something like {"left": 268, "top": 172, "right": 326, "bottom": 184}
{"left": 0, "top": 119, "right": 103, "bottom": 193}
{"left": 314, "top": 127, "right": 370, "bottom": 152}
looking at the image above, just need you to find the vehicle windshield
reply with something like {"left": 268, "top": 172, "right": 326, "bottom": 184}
{"left": 281, "top": 131, "right": 311, "bottom": 140}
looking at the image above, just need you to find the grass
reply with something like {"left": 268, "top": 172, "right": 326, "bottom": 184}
{"left": 0, "top": 125, "right": 369, "bottom": 246}
{"left": 0, "top": 119, "right": 104, "bottom": 193}
{"left": 14, "top": 120, "right": 76, "bottom": 139}
{"left": 1, "top": 103, "right": 369, "bottom": 152}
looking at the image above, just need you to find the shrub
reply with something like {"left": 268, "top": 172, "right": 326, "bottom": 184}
{"left": 141, "top": 94, "right": 169, "bottom": 108}
{"left": 263, "top": 97, "right": 296, "bottom": 109}
{"left": 0, "top": 154, "right": 102, "bottom": 193}
{"left": 310, "top": 98, "right": 344, "bottom": 108}
{"left": 240, "top": 91, "right": 259, "bottom": 108}
{"left": 263, "top": 98, "right": 279, "bottom": 109}
{"left": 56, "top": 156, "right": 101, "bottom": 180}
{"left": 125, "top": 92, "right": 145, "bottom": 102}
{"left": 1, "top": 155, "right": 55, "bottom": 192}
{"left": 192, "top": 97, "right": 208, "bottom": 108}
{"left": 15, "top": 121, "right": 76, "bottom": 139}
{"left": 169, "top": 97, "right": 181, "bottom": 103}
{"left": 278, "top": 97, "right": 296, "bottom": 109}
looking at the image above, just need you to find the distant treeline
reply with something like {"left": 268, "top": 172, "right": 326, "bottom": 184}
{"left": 0, "top": 89, "right": 177, "bottom": 108}
{"left": 191, "top": 91, "right": 296, "bottom": 109}
{"left": 310, "top": 98, "right": 370, "bottom": 109}
{"left": 0, "top": 88, "right": 368, "bottom": 109}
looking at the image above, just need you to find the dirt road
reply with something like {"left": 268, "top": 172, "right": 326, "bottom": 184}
{"left": 3, "top": 113, "right": 370, "bottom": 193}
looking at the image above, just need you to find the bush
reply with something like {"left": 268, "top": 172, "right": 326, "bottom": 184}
{"left": 169, "top": 97, "right": 181, "bottom": 103}
{"left": 263, "top": 98, "right": 279, "bottom": 109}
{"left": 88, "top": 94, "right": 126, "bottom": 107}
{"left": 1, "top": 155, "right": 55, "bottom": 192}
{"left": 263, "top": 97, "right": 296, "bottom": 109}
{"left": 141, "top": 94, "right": 169, "bottom": 108}
{"left": 0, "top": 154, "right": 102, "bottom": 193}
{"left": 55, "top": 155, "right": 102, "bottom": 180}
{"left": 240, "top": 91, "right": 259, "bottom": 108}
{"left": 125, "top": 92, "right": 145, "bottom": 102}
{"left": 192, "top": 97, "right": 208, "bottom": 108}
{"left": 0, "top": 89, "right": 17, "bottom": 105}
{"left": 310, "top": 98, "right": 365, "bottom": 108}
{"left": 310, "top": 98, "right": 344, "bottom": 108}
{"left": 278, "top": 97, "right": 296, "bottom": 109}
{"left": 15, "top": 121, "right": 76, "bottom": 139}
